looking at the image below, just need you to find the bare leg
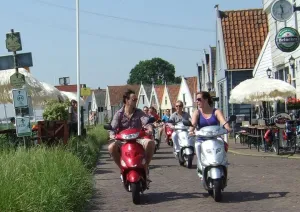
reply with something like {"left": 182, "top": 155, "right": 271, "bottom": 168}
{"left": 108, "top": 142, "right": 122, "bottom": 170}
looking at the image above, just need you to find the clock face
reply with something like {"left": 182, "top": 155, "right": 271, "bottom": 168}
{"left": 271, "top": 0, "right": 294, "bottom": 22}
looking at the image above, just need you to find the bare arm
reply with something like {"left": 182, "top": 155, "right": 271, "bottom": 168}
{"left": 215, "top": 109, "right": 231, "bottom": 131}
{"left": 189, "top": 110, "right": 199, "bottom": 132}
{"left": 109, "top": 112, "right": 120, "bottom": 137}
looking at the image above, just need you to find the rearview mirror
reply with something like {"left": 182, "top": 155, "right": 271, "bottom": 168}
{"left": 147, "top": 117, "right": 156, "bottom": 124}
{"left": 182, "top": 119, "right": 192, "bottom": 127}
{"left": 167, "top": 120, "right": 174, "bottom": 124}
{"left": 103, "top": 124, "right": 112, "bottom": 130}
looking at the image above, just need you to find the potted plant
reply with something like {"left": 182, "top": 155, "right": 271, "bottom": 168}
{"left": 287, "top": 97, "right": 300, "bottom": 110}
{"left": 38, "top": 100, "right": 70, "bottom": 144}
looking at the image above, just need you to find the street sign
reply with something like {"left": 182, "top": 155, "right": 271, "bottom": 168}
{"left": 6, "top": 32, "right": 22, "bottom": 52}
{"left": 81, "top": 87, "right": 91, "bottom": 96}
{"left": 275, "top": 27, "right": 300, "bottom": 52}
{"left": 16, "top": 117, "right": 32, "bottom": 137}
{"left": 12, "top": 89, "right": 28, "bottom": 108}
{"left": 10, "top": 72, "right": 26, "bottom": 88}
{"left": 0, "top": 52, "right": 33, "bottom": 70}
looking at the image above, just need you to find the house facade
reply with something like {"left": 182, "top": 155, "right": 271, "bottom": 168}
{"left": 177, "top": 76, "right": 198, "bottom": 116}
{"left": 149, "top": 85, "right": 164, "bottom": 116}
{"left": 198, "top": 46, "right": 217, "bottom": 92}
{"left": 261, "top": 0, "right": 300, "bottom": 97}
{"left": 215, "top": 6, "right": 269, "bottom": 118}
{"left": 160, "top": 84, "right": 180, "bottom": 113}
{"left": 105, "top": 85, "right": 140, "bottom": 119}
{"left": 137, "top": 84, "right": 152, "bottom": 109}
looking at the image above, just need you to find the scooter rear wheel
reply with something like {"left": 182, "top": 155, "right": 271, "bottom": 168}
{"left": 131, "top": 182, "right": 141, "bottom": 204}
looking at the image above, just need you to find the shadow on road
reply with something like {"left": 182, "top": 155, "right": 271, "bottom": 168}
{"left": 221, "top": 191, "right": 289, "bottom": 203}
{"left": 93, "top": 168, "right": 115, "bottom": 175}
{"left": 142, "top": 192, "right": 206, "bottom": 204}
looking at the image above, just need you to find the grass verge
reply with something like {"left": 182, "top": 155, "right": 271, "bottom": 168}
{"left": 0, "top": 125, "right": 108, "bottom": 212}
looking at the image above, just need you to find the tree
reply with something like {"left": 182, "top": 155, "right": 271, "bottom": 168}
{"left": 127, "top": 57, "right": 181, "bottom": 85}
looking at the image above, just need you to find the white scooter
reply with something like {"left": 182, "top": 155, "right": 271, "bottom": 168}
{"left": 168, "top": 121, "right": 195, "bottom": 168}
{"left": 182, "top": 115, "right": 236, "bottom": 202}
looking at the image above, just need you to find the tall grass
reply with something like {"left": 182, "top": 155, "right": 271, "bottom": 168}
{"left": 0, "top": 125, "right": 108, "bottom": 212}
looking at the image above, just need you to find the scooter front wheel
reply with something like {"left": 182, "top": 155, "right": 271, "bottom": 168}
{"left": 213, "top": 179, "right": 222, "bottom": 202}
{"left": 131, "top": 182, "right": 141, "bottom": 204}
{"left": 186, "top": 155, "right": 193, "bottom": 169}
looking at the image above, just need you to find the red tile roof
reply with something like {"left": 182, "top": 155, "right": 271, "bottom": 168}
{"left": 220, "top": 8, "right": 268, "bottom": 70}
{"left": 108, "top": 85, "right": 140, "bottom": 106}
{"left": 154, "top": 85, "right": 165, "bottom": 105}
{"left": 55, "top": 84, "right": 85, "bottom": 92}
{"left": 167, "top": 84, "right": 180, "bottom": 107}
{"left": 185, "top": 77, "right": 197, "bottom": 97}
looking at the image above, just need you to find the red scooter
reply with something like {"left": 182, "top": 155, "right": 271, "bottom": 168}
{"left": 104, "top": 120, "right": 154, "bottom": 204}
{"left": 165, "top": 123, "right": 173, "bottom": 146}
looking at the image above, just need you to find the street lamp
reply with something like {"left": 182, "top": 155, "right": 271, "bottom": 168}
{"left": 266, "top": 68, "right": 272, "bottom": 78}
{"left": 289, "top": 56, "right": 295, "bottom": 69}
{"left": 206, "top": 81, "right": 212, "bottom": 92}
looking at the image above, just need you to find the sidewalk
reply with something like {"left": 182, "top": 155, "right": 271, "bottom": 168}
{"left": 227, "top": 138, "right": 300, "bottom": 160}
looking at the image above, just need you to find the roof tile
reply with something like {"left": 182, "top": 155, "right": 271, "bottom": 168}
{"left": 220, "top": 8, "right": 268, "bottom": 70}
{"left": 108, "top": 85, "right": 140, "bottom": 106}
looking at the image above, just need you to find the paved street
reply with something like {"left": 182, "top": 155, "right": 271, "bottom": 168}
{"left": 87, "top": 142, "right": 300, "bottom": 212}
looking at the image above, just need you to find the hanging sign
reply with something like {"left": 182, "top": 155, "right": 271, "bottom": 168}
{"left": 275, "top": 27, "right": 300, "bottom": 52}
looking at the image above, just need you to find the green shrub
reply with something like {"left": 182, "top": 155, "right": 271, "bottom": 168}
{"left": 43, "top": 100, "right": 70, "bottom": 121}
{"left": 66, "top": 125, "right": 108, "bottom": 170}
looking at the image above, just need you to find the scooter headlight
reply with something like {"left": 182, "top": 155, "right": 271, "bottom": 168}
{"left": 121, "top": 159, "right": 127, "bottom": 167}
{"left": 206, "top": 149, "right": 212, "bottom": 154}
{"left": 122, "top": 132, "right": 139, "bottom": 140}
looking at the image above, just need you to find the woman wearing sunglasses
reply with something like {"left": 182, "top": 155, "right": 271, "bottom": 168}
{"left": 189, "top": 91, "right": 231, "bottom": 134}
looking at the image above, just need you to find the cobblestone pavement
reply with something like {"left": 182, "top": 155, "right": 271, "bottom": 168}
{"left": 87, "top": 141, "right": 300, "bottom": 212}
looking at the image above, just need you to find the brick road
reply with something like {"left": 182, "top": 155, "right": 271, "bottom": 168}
{"left": 87, "top": 142, "right": 300, "bottom": 212}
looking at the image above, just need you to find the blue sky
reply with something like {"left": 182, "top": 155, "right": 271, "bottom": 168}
{"left": 0, "top": 0, "right": 263, "bottom": 90}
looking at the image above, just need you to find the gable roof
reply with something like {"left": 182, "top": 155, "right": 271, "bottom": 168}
{"left": 108, "top": 85, "right": 140, "bottom": 106}
{"left": 185, "top": 77, "right": 198, "bottom": 97}
{"left": 154, "top": 85, "right": 164, "bottom": 105}
{"left": 167, "top": 84, "right": 180, "bottom": 107}
{"left": 143, "top": 84, "right": 152, "bottom": 100}
{"left": 220, "top": 8, "right": 268, "bottom": 70}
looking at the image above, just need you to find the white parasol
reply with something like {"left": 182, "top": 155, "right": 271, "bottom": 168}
{"left": 229, "top": 78, "right": 296, "bottom": 104}
{"left": 40, "top": 82, "right": 66, "bottom": 102}
{"left": 0, "top": 68, "right": 47, "bottom": 106}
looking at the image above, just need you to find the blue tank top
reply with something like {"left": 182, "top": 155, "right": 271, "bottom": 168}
{"left": 198, "top": 108, "right": 219, "bottom": 129}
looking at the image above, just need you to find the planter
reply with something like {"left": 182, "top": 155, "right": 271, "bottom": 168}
{"left": 37, "top": 120, "right": 69, "bottom": 145}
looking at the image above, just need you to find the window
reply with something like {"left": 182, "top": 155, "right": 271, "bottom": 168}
{"left": 183, "top": 93, "right": 186, "bottom": 105}
{"left": 142, "top": 95, "right": 145, "bottom": 104}
{"left": 165, "top": 97, "right": 167, "bottom": 105}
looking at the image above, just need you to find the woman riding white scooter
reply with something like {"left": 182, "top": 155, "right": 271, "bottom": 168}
{"left": 188, "top": 91, "right": 232, "bottom": 177}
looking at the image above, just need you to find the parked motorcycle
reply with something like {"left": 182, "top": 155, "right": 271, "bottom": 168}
{"left": 103, "top": 117, "right": 155, "bottom": 204}
{"left": 168, "top": 120, "right": 195, "bottom": 168}
{"left": 182, "top": 115, "right": 236, "bottom": 202}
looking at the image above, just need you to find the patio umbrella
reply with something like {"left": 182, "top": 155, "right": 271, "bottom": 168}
{"left": 40, "top": 82, "right": 65, "bottom": 102}
{"left": 0, "top": 68, "right": 47, "bottom": 106}
{"left": 229, "top": 78, "right": 296, "bottom": 104}
{"left": 60, "top": 91, "right": 85, "bottom": 105}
